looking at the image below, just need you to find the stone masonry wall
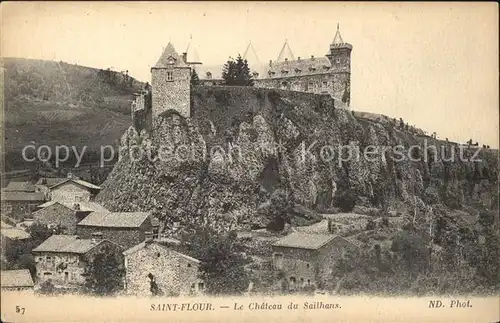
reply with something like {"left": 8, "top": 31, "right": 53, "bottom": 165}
{"left": 124, "top": 242, "right": 202, "bottom": 297}
{"left": 152, "top": 67, "right": 191, "bottom": 118}
{"left": 76, "top": 223, "right": 150, "bottom": 249}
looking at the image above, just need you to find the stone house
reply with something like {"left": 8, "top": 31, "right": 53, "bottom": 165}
{"left": 46, "top": 176, "right": 101, "bottom": 204}
{"left": 123, "top": 239, "right": 204, "bottom": 296}
{"left": 1, "top": 191, "right": 46, "bottom": 220}
{"left": 1, "top": 269, "right": 34, "bottom": 292}
{"left": 33, "top": 201, "right": 109, "bottom": 234}
{"left": 32, "top": 234, "right": 123, "bottom": 288}
{"left": 271, "top": 232, "right": 358, "bottom": 290}
{"left": 76, "top": 212, "right": 159, "bottom": 249}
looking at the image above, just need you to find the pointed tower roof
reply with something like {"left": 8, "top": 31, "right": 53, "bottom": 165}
{"left": 243, "top": 41, "right": 266, "bottom": 77}
{"left": 185, "top": 35, "right": 202, "bottom": 64}
{"left": 330, "top": 24, "right": 352, "bottom": 50}
{"left": 276, "top": 40, "right": 295, "bottom": 62}
{"left": 154, "top": 42, "right": 188, "bottom": 68}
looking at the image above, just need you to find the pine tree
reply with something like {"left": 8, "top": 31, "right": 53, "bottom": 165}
{"left": 222, "top": 55, "right": 254, "bottom": 86}
{"left": 191, "top": 69, "right": 200, "bottom": 85}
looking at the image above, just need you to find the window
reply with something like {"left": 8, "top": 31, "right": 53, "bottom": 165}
{"left": 307, "top": 279, "right": 311, "bottom": 285}
{"left": 322, "top": 81, "right": 328, "bottom": 89}
{"left": 274, "top": 253, "right": 284, "bottom": 270}
{"left": 198, "top": 283, "right": 204, "bottom": 291}
{"left": 306, "top": 263, "right": 310, "bottom": 269}
{"left": 336, "top": 58, "right": 341, "bottom": 64}
{"left": 64, "top": 272, "right": 69, "bottom": 282}
{"left": 308, "top": 82, "right": 314, "bottom": 92}
{"left": 166, "top": 71, "right": 173, "bottom": 81}
{"left": 187, "top": 263, "right": 192, "bottom": 268}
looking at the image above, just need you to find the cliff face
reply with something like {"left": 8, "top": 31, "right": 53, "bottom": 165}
{"left": 96, "top": 86, "right": 498, "bottom": 230}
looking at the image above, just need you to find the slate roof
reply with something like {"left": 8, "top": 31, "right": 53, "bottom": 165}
{"left": 2, "top": 191, "right": 46, "bottom": 202}
{"left": 3, "top": 181, "right": 35, "bottom": 192}
{"left": 77, "top": 212, "right": 151, "bottom": 228}
{"left": 32, "top": 235, "right": 105, "bottom": 254}
{"left": 35, "top": 177, "right": 68, "bottom": 187}
{"left": 1, "top": 220, "right": 13, "bottom": 229}
{"left": 154, "top": 42, "right": 188, "bottom": 68}
{"left": 36, "top": 201, "right": 108, "bottom": 213}
{"left": 272, "top": 232, "right": 336, "bottom": 250}
{"left": 1, "top": 269, "right": 34, "bottom": 288}
{"left": 49, "top": 179, "right": 101, "bottom": 190}
{"left": 268, "top": 56, "right": 331, "bottom": 76}
{"left": 1, "top": 228, "right": 31, "bottom": 240}
{"left": 123, "top": 241, "right": 200, "bottom": 263}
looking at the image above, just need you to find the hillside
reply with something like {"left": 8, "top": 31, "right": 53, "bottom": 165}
{"left": 2, "top": 58, "right": 145, "bottom": 170}
{"left": 97, "top": 86, "right": 498, "bottom": 230}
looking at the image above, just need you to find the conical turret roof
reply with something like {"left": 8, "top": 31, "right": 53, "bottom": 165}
{"left": 276, "top": 40, "right": 295, "bottom": 62}
{"left": 185, "top": 36, "right": 202, "bottom": 64}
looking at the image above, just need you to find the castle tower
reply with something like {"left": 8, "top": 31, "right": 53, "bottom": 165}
{"left": 151, "top": 42, "right": 192, "bottom": 118}
{"left": 325, "top": 24, "right": 352, "bottom": 106}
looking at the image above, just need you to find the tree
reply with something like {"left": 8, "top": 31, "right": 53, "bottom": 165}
{"left": 26, "top": 222, "right": 65, "bottom": 247}
{"left": 180, "top": 226, "right": 249, "bottom": 295}
{"left": 222, "top": 55, "right": 254, "bottom": 86}
{"left": 334, "top": 189, "right": 357, "bottom": 212}
{"left": 265, "top": 189, "right": 294, "bottom": 231}
{"left": 84, "top": 246, "right": 124, "bottom": 296}
{"left": 190, "top": 69, "right": 200, "bottom": 85}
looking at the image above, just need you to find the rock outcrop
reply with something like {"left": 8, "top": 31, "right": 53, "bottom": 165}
{"left": 96, "top": 86, "right": 498, "bottom": 231}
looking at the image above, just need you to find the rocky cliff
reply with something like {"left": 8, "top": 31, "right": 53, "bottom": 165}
{"left": 96, "top": 86, "right": 498, "bottom": 231}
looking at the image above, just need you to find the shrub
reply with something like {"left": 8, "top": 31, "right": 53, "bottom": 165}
{"left": 334, "top": 190, "right": 357, "bottom": 212}
{"left": 365, "top": 219, "right": 376, "bottom": 230}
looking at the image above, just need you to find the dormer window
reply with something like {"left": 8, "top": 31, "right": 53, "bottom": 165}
{"left": 167, "top": 55, "right": 176, "bottom": 65}
{"left": 323, "top": 65, "right": 330, "bottom": 70}
{"left": 336, "top": 58, "right": 341, "bottom": 64}
{"left": 294, "top": 68, "right": 302, "bottom": 73}
{"left": 309, "top": 67, "right": 316, "bottom": 72}
{"left": 166, "top": 71, "right": 173, "bottom": 81}
{"left": 281, "top": 69, "right": 289, "bottom": 75}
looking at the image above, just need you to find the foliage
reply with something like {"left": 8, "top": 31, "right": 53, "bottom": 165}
{"left": 180, "top": 226, "right": 250, "bottom": 295}
{"left": 265, "top": 189, "right": 294, "bottom": 231}
{"left": 222, "top": 55, "right": 254, "bottom": 86}
{"left": 39, "top": 279, "right": 55, "bottom": 295}
{"left": 334, "top": 189, "right": 357, "bottom": 212}
{"left": 191, "top": 69, "right": 200, "bottom": 86}
{"left": 26, "top": 222, "right": 65, "bottom": 247}
{"left": 84, "top": 246, "right": 124, "bottom": 296}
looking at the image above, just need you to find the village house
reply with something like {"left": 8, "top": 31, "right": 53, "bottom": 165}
{"left": 271, "top": 232, "right": 358, "bottom": 291}
{"left": 43, "top": 174, "right": 101, "bottom": 204}
{"left": 76, "top": 212, "right": 159, "bottom": 249}
{"left": 123, "top": 238, "right": 204, "bottom": 296}
{"left": 33, "top": 201, "right": 109, "bottom": 234}
{"left": 1, "top": 191, "right": 46, "bottom": 220}
{"left": 1, "top": 269, "right": 35, "bottom": 292}
{"left": 32, "top": 234, "right": 123, "bottom": 288}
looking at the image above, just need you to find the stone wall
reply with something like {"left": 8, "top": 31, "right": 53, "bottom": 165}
{"left": 151, "top": 67, "right": 191, "bottom": 118}
{"left": 272, "top": 246, "right": 319, "bottom": 288}
{"left": 32, "top": 203, "right": 78, "bottom": 234}
{"left": 76, "top": 219, "right": 152, "bottom": 249}
{"left": 50, "top": 182, "right": 91, "bottom": 204}
{"left": 124, "top": 242, "right": 203, "bottom": 296}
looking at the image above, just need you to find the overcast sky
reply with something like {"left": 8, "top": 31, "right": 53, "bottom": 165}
{"left": 2, "top": 2, "right": 498, "bottom": 147}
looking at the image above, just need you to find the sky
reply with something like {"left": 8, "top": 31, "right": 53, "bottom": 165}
{"left": 2, "top": 2, "right": 499, "bottom": 147}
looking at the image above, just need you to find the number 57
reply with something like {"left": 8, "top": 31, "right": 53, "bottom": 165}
{"left": 16, "top": 306, "right": 25, "bottom": 314}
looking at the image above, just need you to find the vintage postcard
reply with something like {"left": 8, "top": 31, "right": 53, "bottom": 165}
{"left": 0, "top": 2, "right": 499, "bottom": 322}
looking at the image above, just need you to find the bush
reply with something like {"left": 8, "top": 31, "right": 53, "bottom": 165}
{"left": 365, "top": 219, "right": 376, "bottom": 230}
{"left": 334, "top": 190, "right": 357, "bottom": 212}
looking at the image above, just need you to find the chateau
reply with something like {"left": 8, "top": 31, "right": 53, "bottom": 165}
{"left": 131, "top": 25, "right": 352, "bottom": 121}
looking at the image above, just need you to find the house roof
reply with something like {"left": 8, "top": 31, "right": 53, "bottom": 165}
{"left": 2, "top": 191, "right": 46, "bottom": 202}
{"left": 3, "top": 181, "right": 35, "bottom": 192}
{"left": 49, "top": 179, "right": 101, "bottom": 190}
{"left": 35, "top": 177, "right": 68, "bottom": 187}
{"left": 32, "top": 235, "right": 108, "bottom": 254}
{"left": 276, "top": 40, "right": 296, "bottom": 62}
{"left": 153, "top": 42, "right": 188, "bottom": 68}
{"left": 1, "top": 228, "right": 31, "bottom": 240}
{"left": 269, "top": 56, "right": 331, "bottom": 75}
{"left": 77, "top": 212, "right": 151, "bottom": 228}
{"left": 272, "top": 232, "right": 336, "bottom": 250}
{"left": 1, "top": 220, "right": 13, "bottom": 229}
{"left": 123, "top": 241, "right": 200, "bottom": 263}
{"left": 36, "top": 201, "right": 109, "bottom": 213}
{"left": 1, "top": 269, "right": 34, "bottom": 288}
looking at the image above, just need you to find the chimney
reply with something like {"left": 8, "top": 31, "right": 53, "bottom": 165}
{"left": 67, "top": 172, "right": 73, "bottom": 179}
{"left": 145, "top": 231, "right": 154, "bottom": 243}
{"left": 182, "top": 52, "right": 188, "bottom": 63}
{"left": 91, "top": 232, "right": 103, "bottom": 244}
{"left": 269, "top": 60, "right": 273, "bottom": 67}
{"left": 298, "top": 57, "right": 301, "bottom": 61}
{"left": 284, "top": 58, "right": 288, "bottom": 62}
{"left": 310, "top": 55, "right": 315, "bottom": 60}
